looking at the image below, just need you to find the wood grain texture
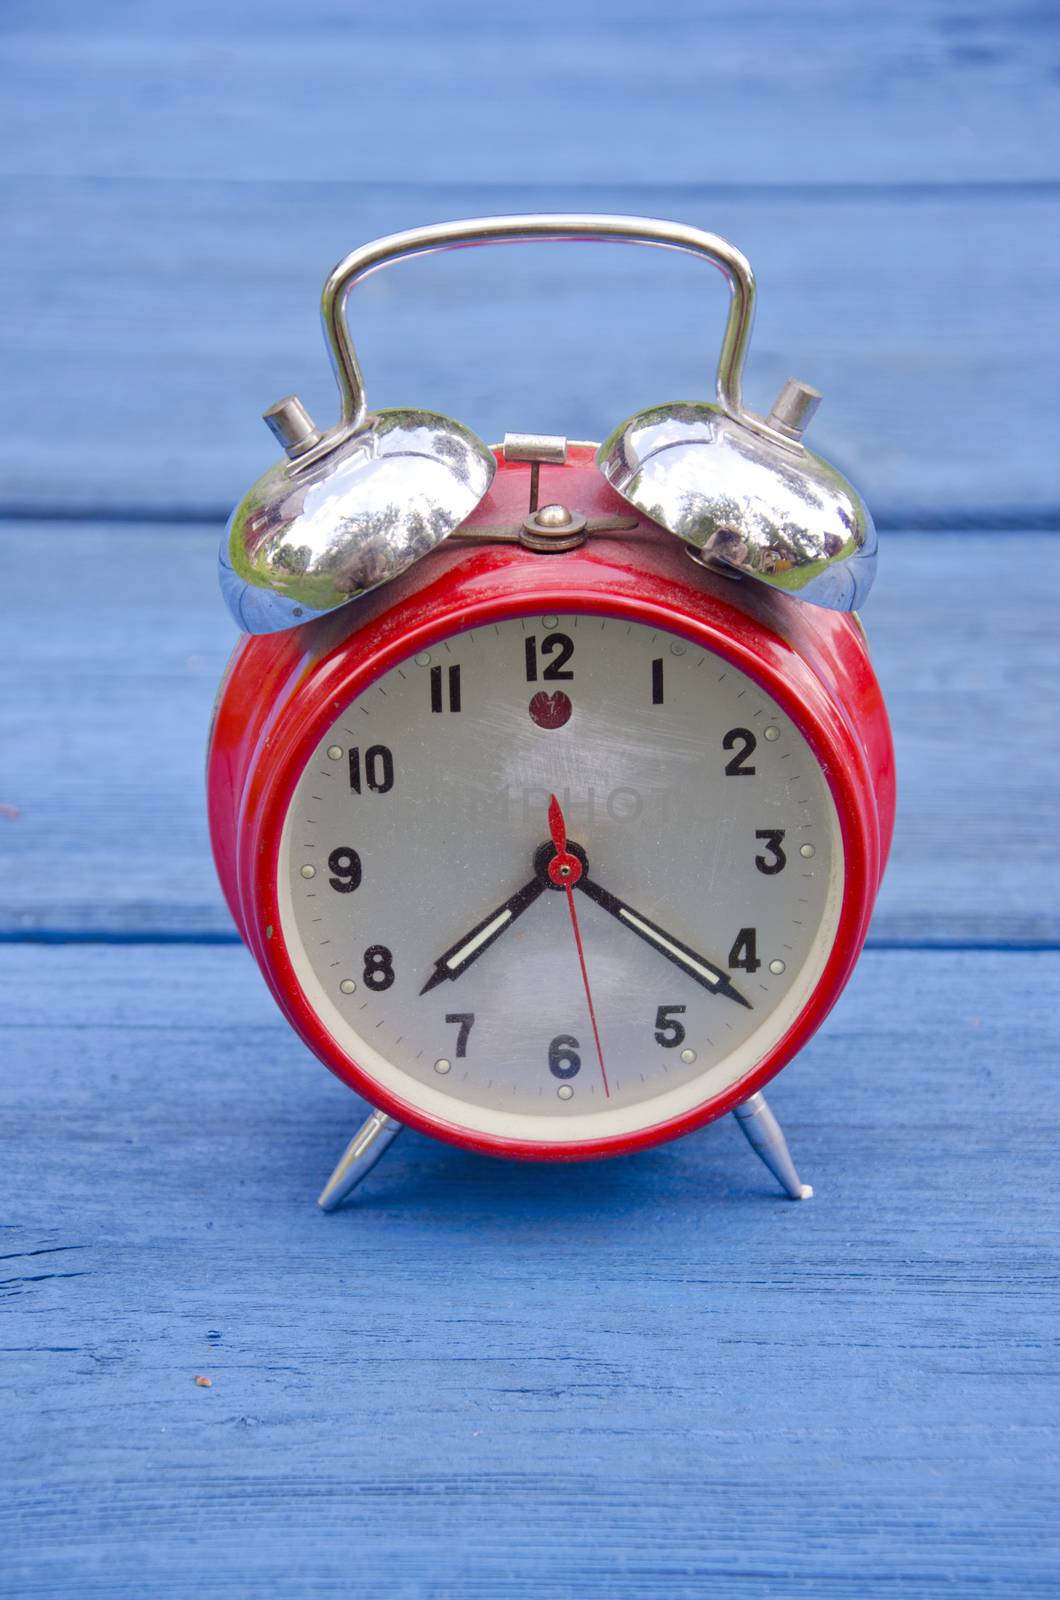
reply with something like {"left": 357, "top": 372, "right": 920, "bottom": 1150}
{"left": 2, "top": 5, "right": 1058, "bottom": 1593}
{"left": 2, "top": 1, "right": 1058, "bottom": 186}
{"left": 1, "top": 943, "right": 1057, "bottom": 1597}
{"left": 3, "top": 179, "right": 1059, "bottom": 520}
{"left": 2, "top": 523, "right": 1056, "bottom": 944}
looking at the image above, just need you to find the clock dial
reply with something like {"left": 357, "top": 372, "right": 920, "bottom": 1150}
{"left": 277, "top": 613, "right": 843, "bottom": 1143}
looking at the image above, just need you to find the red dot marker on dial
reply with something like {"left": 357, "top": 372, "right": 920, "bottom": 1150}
{"left": 529, "top": 690, "right": 572, "bottom": 729}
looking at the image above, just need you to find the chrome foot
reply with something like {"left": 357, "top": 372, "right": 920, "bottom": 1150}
{"left": 318, "top": 1109, "right": 404, "bottom": 1212}
{"left": 733, "top": 1091, "right": 813, "bottom": 1201}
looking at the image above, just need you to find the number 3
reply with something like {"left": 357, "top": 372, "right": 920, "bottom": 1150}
{"left": 754, "top": 830, "right": 787, "bottom": 875}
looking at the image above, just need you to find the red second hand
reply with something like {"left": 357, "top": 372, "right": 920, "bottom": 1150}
{"left": 547, "top": 794, "right": 610, "bottom": 1099}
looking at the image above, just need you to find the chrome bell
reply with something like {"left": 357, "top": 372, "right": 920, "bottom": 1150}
{"left": 222, "top": 404, "right": 494, "bottom": 634}
{"left": 221, "top": 235, "right": 497, "bottom": 634}
{"left": 595, "top": 241, "right": 875, "bottom": 611}
{"left": 598, "top": 394, "right": 875, "bottom": 612}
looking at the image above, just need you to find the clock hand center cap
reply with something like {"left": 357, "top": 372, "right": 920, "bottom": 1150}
{"left": 533, "top": 839, "right": 589, "bottom": 890}
{"left": 549, "top": 850, "right": 583, "bottom": 888}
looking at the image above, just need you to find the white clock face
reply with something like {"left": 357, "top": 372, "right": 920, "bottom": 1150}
{"left": 277, "top": 612, "right": 843, "bottom": 1144}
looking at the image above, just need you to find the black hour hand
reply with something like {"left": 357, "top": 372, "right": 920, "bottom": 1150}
{"left": 421, "top": 877, "right": 545, "bottom": 994}
{"left": 575, "top": 878, "right": 752, "bottom": 1008}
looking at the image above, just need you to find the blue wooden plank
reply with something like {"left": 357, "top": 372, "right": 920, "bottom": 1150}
{"left": 2, "top": 180, "right": 1059, "bottom": 519}
{"left": 0, "top": 2, "right": 1057, "bottom": 185}
{"left": 1, "top": 7, "right": 1055, "bottom": 1594}
{"left": 2, "top": 523, "right": 1056, "bottom": 943}
{"left": 0, "top": 943, "right": 1057, "bottom": 1596}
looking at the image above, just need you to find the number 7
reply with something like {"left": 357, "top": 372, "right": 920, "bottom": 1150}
{"left": 445, "top": 1013, "right": 475, "bottom": 1057}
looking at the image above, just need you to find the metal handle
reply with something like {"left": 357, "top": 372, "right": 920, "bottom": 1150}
{"left": 308, "top": 214, "right": 761, "bottom": 465}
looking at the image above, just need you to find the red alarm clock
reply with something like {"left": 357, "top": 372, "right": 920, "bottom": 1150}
{"left": 208, "top": 217, "right": 894, "bottom": 1210}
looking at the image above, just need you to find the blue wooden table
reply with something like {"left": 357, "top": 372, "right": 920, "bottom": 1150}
{"left": 2, "top": 4, "right": 1059, "bottom": 1594}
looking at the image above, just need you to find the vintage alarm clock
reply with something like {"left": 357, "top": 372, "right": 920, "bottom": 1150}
{"left": 208, "top": 216, "right": 894, "bottom": 1211}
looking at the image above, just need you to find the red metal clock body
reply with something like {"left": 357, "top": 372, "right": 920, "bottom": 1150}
{"left": 208, "top": 449, "right": 895, "bottom": 1168}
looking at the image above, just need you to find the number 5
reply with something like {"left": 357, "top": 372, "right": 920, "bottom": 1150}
{"left": 654, "top": 1005, "right": 687, "bottom": 1048}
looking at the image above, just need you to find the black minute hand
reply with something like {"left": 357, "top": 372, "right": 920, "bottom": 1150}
{"left": 420, "top": 877, "right": 545, "bottom": 994}
{"left": 575, "top": 877, "right": 752, "bottom": 1008}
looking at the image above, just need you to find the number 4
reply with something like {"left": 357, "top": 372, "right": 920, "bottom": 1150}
{"left": 728, "top": 929, "right": 761, "bottom": 973}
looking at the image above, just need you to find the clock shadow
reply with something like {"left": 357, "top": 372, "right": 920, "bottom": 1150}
{"left": 313, "top": 1123, "right": 778, "bottom": 1231}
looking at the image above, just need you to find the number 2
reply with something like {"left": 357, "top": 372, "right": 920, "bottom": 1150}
{"left": 723, "top": 728, "right": 757, "bottom": 775}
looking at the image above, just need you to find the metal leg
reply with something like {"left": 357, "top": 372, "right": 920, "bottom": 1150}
{"left": 732, "top": 1091, "right": 813, "bottom": 1200}
{"left": 317, "top": 1109, "right": 404, "bottom": 1212}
